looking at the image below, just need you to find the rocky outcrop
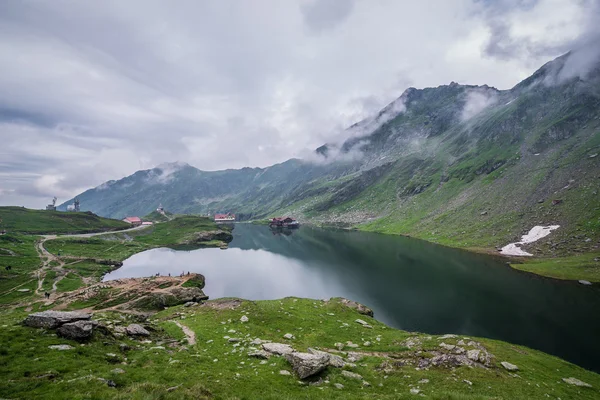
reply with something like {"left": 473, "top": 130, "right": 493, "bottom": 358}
{"left": 285, "top": 352, "right": 329, "bottom": 379}
{"left": 24, "top": 311, "right": 91, "bottom": 329}
{"left": 57, "top": 320, "right": 96, "bottom": 341}
{"left": 337, "top": 298, "right": 374, "bottom": 317}
{"left": 185, "top": 230, "right": 233, "bottom": 244}
{"left": 130, "top": 286, "right": 208, "bottom": 311}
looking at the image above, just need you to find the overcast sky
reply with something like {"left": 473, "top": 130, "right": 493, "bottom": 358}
{"left": 1, "top": 0, "right": 598, "bottom": 208}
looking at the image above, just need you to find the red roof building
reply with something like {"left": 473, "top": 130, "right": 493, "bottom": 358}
{"left": 123, "top": 216, "right": 142, "bottom": 226}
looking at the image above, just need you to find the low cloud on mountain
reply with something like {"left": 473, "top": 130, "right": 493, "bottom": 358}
{"left": 0, "top": 0, "right": 598, "bottom": 207}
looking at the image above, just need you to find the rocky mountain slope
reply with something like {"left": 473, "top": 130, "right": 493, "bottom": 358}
{"left": 61, "top": 50, "right": 600, "bottom": 255}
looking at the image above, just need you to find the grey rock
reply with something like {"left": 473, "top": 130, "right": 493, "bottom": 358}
{"left": 279, "top": 370, "right": 291, "bottom": 376}
{"left": 334, "top": 383, "right": 344, "bottom": 389}
{"left": 341, "top": 370, "right": 363, "bottom": 380}
{"left": 467, "top": 349, "right": 481, "bottom": 361}
{"left": 183, "top": 302, "right": 197, "bottom": 307}
{"left": 48, "top": 344, "right": 73, "bottom": 350}
{"left": 346, "top": 352, "right": 363, "bottom": 363}
{"left": 285, "top": 352, "right": 330, "bottom": 379}
{"left": 24, "top": 311, "right": 91, "bottom": 329}
{"left": 248, "top": 350, "right": 270, "bottom": 359}
{"left": 439, "top": 342, "right": 456, "bottom": 351}
{"left": 579, "top": 280, "right": 592, "bottom": 285}
{"left": 338, "top": 298, "right": 374, "bottom": 317}
{"left": 500, "top": 361, "right": 519, "bottom": 371}
{"left": 355, "top": 319, "right": 368, "bottom": 326}
{"left": 283, "top": 333, "right": 294, "bottom": 340}
{"left": 126, "top": 324, "right": 150, "bottom": 336}
{"left": 262, "top": 342, "right": 294, "bottom": 356}
{"left": 307, "top": 348, "right": 344, "bottom": 368}
{"left": 562, "top": 377, "right": 592, "bottom": 387}
{"left": 240, "top": 315, "right": 249, "bottom": 323}
{"left": 57, "top": 320, "right": 94, "bottom": 341}
{"left": 111, "top": 368, "right": 125, "bottom": 374}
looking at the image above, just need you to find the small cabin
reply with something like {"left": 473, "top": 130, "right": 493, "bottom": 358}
{"left": 123, "top": 216, "right": 142, "bottom": 226}
{"left": 214, "top": 213, "right": 235, "bottom": 222}
{"left": 269, "top": 216, "right": 299, "bottom": 228}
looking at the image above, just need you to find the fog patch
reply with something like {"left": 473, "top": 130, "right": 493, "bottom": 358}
{"left": 145, "top": 161, "right": 190, "bottom": 185}
{"left": 460, "top": 88, "right": 499, "bottom": 122}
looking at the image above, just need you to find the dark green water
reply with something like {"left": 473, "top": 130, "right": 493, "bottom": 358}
{"left": 105, "top": 224, "right": 600, "bottom": 372}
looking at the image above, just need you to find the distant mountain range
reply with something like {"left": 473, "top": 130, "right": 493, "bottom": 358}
{"left": 60, "top": 49, "right": 600, "bottom": 255}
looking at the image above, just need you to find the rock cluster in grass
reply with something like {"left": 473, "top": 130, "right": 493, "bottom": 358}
{"left": 24, "top": 311, "right": 96, "bottom": 341}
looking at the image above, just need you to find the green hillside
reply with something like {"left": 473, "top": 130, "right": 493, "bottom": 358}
{"left": 0, "top": 207, "right": 130, "bottom": 235}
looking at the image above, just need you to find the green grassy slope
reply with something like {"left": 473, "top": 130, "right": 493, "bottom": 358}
{"left": 0, "top": 206, "right": 129, "bottom": 235}
{"left": 2, "top": 298, "right": 599, "bottom": 399}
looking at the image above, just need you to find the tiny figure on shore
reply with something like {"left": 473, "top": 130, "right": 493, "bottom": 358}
{"left": 44, "top": 292, "right": 50, "bottom": 299}
{"left": 168, "top": 273, "right": 171, "bottom": 277}
{"left": 187, "top": 271, "right": 190, "bottom": 276}
{"left": 4, "top": 265, "right": 11, "bottom": 271}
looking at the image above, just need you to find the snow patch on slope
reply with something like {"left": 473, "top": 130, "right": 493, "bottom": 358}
{"left": 500, "top": 225, "right": 560, "bottom": 256}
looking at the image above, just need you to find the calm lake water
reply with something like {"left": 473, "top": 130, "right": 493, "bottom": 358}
{"left": 104, "top": 224, "right": 600, "bottom": 371}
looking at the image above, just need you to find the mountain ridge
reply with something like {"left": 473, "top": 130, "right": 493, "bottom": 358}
{"left": 60, "top": 50, "right": 600, "bottom": 257}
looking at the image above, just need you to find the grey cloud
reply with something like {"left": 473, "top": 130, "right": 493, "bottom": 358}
{"left": 300, "top": 0, "right": 356, "bottom": 32}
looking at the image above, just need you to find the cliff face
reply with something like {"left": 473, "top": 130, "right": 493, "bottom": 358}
{"left": 62, "top": 50, "right": 600, "bottom": 254}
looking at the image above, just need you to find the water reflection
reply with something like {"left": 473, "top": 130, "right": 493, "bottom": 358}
{"left": 104, "top": 223, "right": 600, "bottom": 371}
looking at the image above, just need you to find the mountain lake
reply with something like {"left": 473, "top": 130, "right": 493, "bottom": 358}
{"left": 104, "top": 223, "right": 600, "bottom": 372}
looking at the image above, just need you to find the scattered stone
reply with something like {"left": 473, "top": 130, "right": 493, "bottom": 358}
{"left": 107, "top": 380, "right": 117, "bottom": 388}
{"left": 355, "top": 319, "right": 368, "bottom": 326}
{"left": 501, "top": 361, "right": 519, "bottom": 371}
{"left": 362, "top": 381, "right": 371, "bottom": 387}
{"left": 439, "top": 334, "right": 457, "bottom": 339}
{"left": 347, "top": 352, "right": 363, "bottom": 363}
{"left": 111, "top": 368, "right": 125, "bottom": 374}
{"left": 183, "top": 302, "right": 196, "bottom": 307}
{"left": 410, "top": 388, "right": 421, "bottom": 394}
{"left": 240, "top": 315, "right": 249, "bottom": 323}
{"left": 283, "top": 333, "right": 295, "bottom": 340}
{"left": 285, "top": 352, "right": 330, "bottom": 379}
{"left": 17, "top": 289, "right": 30, "bottom": 292}
{"left": 228, "top": 338, "right": 241, "bottom": 343}
{"left": 579, "top": 280, "right": 592, "bottom": 286}
{"left": 57, "top": 320, "right": 95, "bottom": 341}
{"left": 248, "top": 350, "right": 270, "bottom": 359}
{"left": 48, "top": 345, "right": 73, "bottom": 350}
{"left": 279, "top": 370, "right": 291, "bottom": 376}
{"left": 334, "top": 383, "right": 344, "bottom": 389}
{"left": 262, "top": 342, "right": 294, "bottom": 356}
{"left": 562, "top": 377, "right": 592, "bottom": 387}
{"left": 345, "top": 341, "right": 359, "bottom": 348}
{"left": 126, "top": 324, "right": 150, "bottom": 337}
{"left": 439, "top": 342, "right": 456, "bottom": 351}
{"left": 24, "top": 311, "right": 91, "bottom": 329}
{"left": 341, "top": 370, "right": 363, "bottom": 380}
{"left": 418, "top": 379, "right": 429, "bottom": 384}
{"left": 334, "top": 342, "right": 344, "bottom": 350}
{"left": 463, "top": 379, "right": 473, "bottom": 385}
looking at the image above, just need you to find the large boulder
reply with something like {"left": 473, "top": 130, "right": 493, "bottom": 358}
{"left": 24, "top": 311, "right": 91, "bottom": 329}
{"left": 307, "top": 348, "right": 344, "bottom": 368}
{"left": 57, "top": 320, "right": 95, "bottom": 341}
{"left": 285, "top": 352, "right": 330, "bottom": 379}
